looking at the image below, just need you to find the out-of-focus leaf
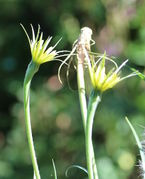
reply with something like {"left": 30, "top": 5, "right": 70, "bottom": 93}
{"left": 130, "top": 68, "right": 145, "bottom": 80}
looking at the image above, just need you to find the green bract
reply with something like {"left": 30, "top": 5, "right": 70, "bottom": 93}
{"left": 88, "top": 53, "right": 137, "bottom": 92}
{"left": 21, "top": 24, "right": 59, "bottom": 65}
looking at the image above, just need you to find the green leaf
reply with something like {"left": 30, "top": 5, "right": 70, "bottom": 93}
{"left": 130, "top": 68, "right": 145, "bottom": 80}
{"left": 125, "top": 117, "right": 145, "bottom": 175}
{"left": 52, "top": 159, "right": 58, "bottom": 179}
{"left": 65, "top": 165, "right": 88, "bottom": 177}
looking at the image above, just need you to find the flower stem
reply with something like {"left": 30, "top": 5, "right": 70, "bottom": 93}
{"left": 23, "top": 61, "right": 41, "bottom": 179}
{"left": 77, "top": 61, "right": 87, "bottom": 129}
{"left": 76, "top": 27, "right": 100, "bottom": 179}
{"left": 77, "top": 61, "right": 100, "bottom": 179}
{"left": 86, "top": 90, "right": 101, "bottom": 179}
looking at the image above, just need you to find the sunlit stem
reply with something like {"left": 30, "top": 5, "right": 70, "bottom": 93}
{"left": 77, "top": 60, "right": 87, "bottom": 128}
{"left": 86, "top": 90, "right": 101, "bottom": 179}
{"left": 23, "top": 61, "right": 41, "bottom": 179}
{"left": 82, "top": 47, "right": 100, "bottom": 179}
{"left": 52, "top": 159, "right": 58, "bottom": 179}
{"left": 77, "top": 58, "right": 100, "bottom": 179}
{"left": 76, "top": 27, "right": 100, "bottom": 179}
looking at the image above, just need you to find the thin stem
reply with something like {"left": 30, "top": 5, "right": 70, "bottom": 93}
{"left": 76, "top": 26, "right": 92, "bottom": 130}
{"left": 86, "top": 90, "right": 101, "bottom": 179}
{"left": 77, "top": 58, "right": 99, "bottom": 179}
{"left": 77, "top": 61, "right": 87, "bottom": 128}
{"left": 23, "top": 61, "right": 41, "bottom": 179}
{"left": 76, "top": 27, "right": 100, "bottom": 179}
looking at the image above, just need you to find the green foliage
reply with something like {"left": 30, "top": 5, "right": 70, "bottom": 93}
{"left": 125, "top": 117, "right": 145, "bottom": 177}
{"left": 0, "top": 0, "right": 145, "bottom": 179}
{"left": 65, "top": 165, "right": 88, "bottom": 177}
{"left": 52, "top": 159, "right": 58, "bottom": 179}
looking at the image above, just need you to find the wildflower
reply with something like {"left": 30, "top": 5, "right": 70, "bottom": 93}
{"left": 21, "top": 24, "right": 60, "bottom": 65}
{"left": 86, "top": 52, "right": 136, "bottom": 92}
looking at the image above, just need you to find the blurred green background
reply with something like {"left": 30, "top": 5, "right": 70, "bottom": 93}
{"left": 0, "top": 0, "right": 145, "bottom": 178}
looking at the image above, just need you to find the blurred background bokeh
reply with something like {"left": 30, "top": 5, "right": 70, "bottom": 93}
{"left": 0, "top": 0, "right": 145, "bottom": 178}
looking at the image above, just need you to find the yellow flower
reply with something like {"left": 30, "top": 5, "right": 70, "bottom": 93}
{"left": 21, "top": 24, "right": 60, "bottom": 65}
{"left": 87, "top": 53, "right": 136, "bottom": 92}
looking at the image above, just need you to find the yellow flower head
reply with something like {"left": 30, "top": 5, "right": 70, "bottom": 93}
{"left": 21, "top": 24, "right": 60, "bottom": 65}
{"left": 88, "top": 53, "right": 136, "bottom": 92}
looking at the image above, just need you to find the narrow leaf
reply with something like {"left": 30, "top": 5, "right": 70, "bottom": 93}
{"left": 52, "top": 159, "right": 58, "bottom": 179}
{"left": 130, "top": 68, "right": 145, "bottom": 80}
{"left": 65, "top": 164, "right": 88, "bottom": 177}
{"left": 125, "top": 117, "right": 145, "bottom": 173}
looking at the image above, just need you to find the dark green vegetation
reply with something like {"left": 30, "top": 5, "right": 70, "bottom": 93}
{"left": 0, "top": 0, "right": 145, "bottom": 178}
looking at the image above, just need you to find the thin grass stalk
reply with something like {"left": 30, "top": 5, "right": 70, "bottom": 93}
{"left": 125, "top": 117, "right": 145, "bottom": 179}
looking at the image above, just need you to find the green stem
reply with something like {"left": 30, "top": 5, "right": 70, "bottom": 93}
{"left": 77, "top": 61, "right": 100, "bottom": 179}
{"left": 76, "top": 27, "right": 100, "bottom": 179}
{"left": 23, "top": 61, "right": 41, "bottom": 179}
{"left": 86, "top": 90, "right": 101, "bottom": 179}
{"left": 77, "top": 61, "right": 87, "bottom": 129}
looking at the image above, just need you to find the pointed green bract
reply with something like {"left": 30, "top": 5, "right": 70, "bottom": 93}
{"left": 21, "top": 24, "right": 59, "bottom": 65}
{"left": 88, "top": 53, "right": 137, "bottom": 92}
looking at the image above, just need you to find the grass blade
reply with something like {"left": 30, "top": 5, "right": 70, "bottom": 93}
{"left": 52, "top": 159, "right": 58, "bottom": 179}
{"left": 125, "top": 117, "right": 145, "bottom": 177}
{"left": 65, "top": 164, "right": 88, "bottom": 177}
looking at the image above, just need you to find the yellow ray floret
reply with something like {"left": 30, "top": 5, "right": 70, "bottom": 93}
{"left": 21, "top": 24, "right": 60, "bottom": 65}
{"left": 87, "top": 53, "right": 136, "bottom": 92}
